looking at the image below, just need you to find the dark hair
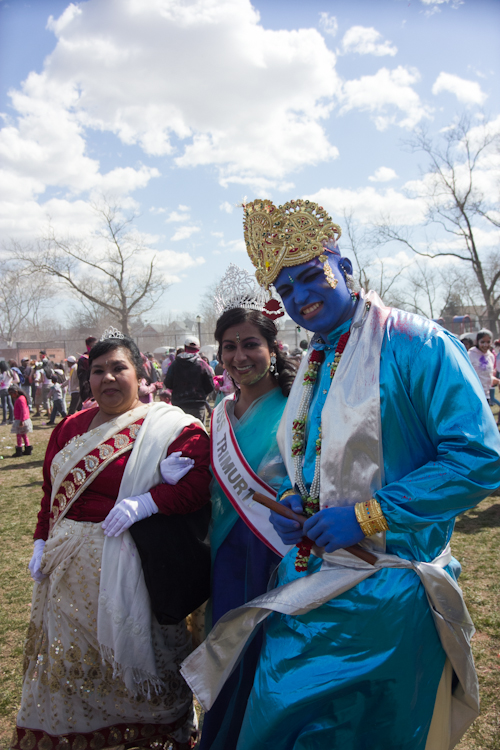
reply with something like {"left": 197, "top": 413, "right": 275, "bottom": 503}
{"left": 8, "top": 383, "right": 22, "bottom": 396}
{"left": 85, "top": 336, "right": 97, "bottom": 348}
{"left": 88, "top": 336, "right": 147, "bottom": 380}
{"left": 0, "top": 361, "right": 11, "bottom": 375}
{"left": 214, "top": 308, "right": 295, "bottom": 397}
{"left": 476, "top": 328, "right": 492, "bottom": 347}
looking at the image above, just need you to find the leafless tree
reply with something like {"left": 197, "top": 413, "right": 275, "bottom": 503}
{"left": 375, "top": 115, "right": 500, "bottom": 332}
{"left": 65, "top": 300, "right": 123, "bottom": 336}
{"left": 0, "top": 261, "right": 48, "bottom": 345}
{"left": 197, "top": 280, "right": 221, "bottom": 341}
{"left": 398, "top": 261, "right": 444, "bottom": 319}
{"left": 341, "top": 210, "right": 411, "bottom": 305}
{"left": 9, "top": 200, "right": 170, "bottom": 336}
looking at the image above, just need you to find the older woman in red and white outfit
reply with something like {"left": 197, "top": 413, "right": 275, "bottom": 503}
{"left": 12, "top": 331, "right": 211, "bottom": 750}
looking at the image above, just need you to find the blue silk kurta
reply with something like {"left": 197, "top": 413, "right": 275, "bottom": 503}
{"left": 236, "top": 309, "right": 500, "bottom": 750}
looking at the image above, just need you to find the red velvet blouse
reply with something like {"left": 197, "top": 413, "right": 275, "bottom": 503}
{"left": 34, "top": 406, "right": 211, "bottom": 541}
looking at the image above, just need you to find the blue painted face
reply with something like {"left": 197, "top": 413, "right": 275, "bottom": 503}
{"left": 274, "top": 254, "right": 356, "bottom": 338}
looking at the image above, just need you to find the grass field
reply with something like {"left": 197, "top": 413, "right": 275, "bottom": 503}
{"left": 0, "top": 418, "right": 499, "bottom": 749}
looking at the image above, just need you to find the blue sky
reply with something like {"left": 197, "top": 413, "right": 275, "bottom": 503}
{"left": 0, "top": 0, "right": 499, "bottom": 321}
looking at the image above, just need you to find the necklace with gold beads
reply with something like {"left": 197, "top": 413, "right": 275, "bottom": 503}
{"left": 292, "top": 330, "right": 351, "bottom": 571}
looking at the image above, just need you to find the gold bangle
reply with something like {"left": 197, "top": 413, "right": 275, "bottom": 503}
{"left": 354, "top": 499, "right": 389, "bottom": 537}
{"left": 280, "top": 489, "right": 297, "bottom": 501}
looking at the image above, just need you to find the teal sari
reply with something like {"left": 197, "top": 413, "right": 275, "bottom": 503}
{"left": 200, "top": 386, "right": 287, "bottom": 750}
{"left": 210, "top": 387, "right": 288, "bottom": 563}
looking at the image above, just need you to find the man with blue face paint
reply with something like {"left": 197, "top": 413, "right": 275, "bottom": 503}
{"left": 181, "top": 199, "right": 500, "bottom": 750}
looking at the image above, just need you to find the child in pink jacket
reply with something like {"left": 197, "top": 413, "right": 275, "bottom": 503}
{"left": 8, "top": 385, "right": 33, "bottom": 457}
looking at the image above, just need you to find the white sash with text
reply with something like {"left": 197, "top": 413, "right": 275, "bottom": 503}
{"left": 211, "top": 397, "right": 291, "bottom": 558}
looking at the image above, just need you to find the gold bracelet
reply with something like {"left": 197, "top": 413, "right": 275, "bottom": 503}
{"left": 280, "top": 489, "right": 297, "bottom": 501}
{"left": 354, "top": 499, "right": 389, "bottom": 537}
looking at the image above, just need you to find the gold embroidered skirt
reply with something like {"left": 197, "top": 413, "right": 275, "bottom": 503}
{"left": 11, "top": 519, "right": 196, "bottom": 750}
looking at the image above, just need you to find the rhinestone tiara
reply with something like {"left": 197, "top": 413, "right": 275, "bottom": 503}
{"left": 214, "top": 264, "right": 284, "bottom": 320}
{"left": 100, "top": 326, "right": 126, "bottom": 341}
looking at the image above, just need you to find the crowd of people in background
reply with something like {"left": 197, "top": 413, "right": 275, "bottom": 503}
{"left": 2, "top": 327, "right": 499, "bottom": 460}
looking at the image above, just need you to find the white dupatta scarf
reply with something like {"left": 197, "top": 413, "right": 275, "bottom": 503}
{"left": 97, "top": 402, "right": 203, "bottom": 696}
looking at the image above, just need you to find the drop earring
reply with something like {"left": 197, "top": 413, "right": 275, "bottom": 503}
{"left": 323, "top": 261, "right": 338, "bottom": 289}
{"left": 270, "top": 354, "right": 279, "bottom": 378}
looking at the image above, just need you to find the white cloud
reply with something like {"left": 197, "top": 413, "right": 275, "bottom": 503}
{"left": 224, "top": 238, "right": 246, "bottom": 253}
{"left": 339, "top": 26, "right": 397, "bottom": 57}
{"left": 24, "top": 0, "right": 340, "bottom": 188}
{"left": 420, "top": 0, "right": 463, "bottom": 6}
{"left": 340, "top": 66, "right": 432, "bottom": 130}
{"left": 375, "top": 250, "right": 414, "bottom": 268}
{"left": 0, "top": 0, "right": 347, "bottom": 246}
{"left": 420, "top": 0, "right": 463, "bottom": 15}
{"left": 217, "top": 174, "right": 296, "bottom": 193}
{"left": 220, "top": 201, "right": 235, "bottom": 214}
{"left": 368, "top": 167, "right": 398, "bottom": 183}
{"left": 307, "top": 186, "right": 427, "bottom": 226}
{"left": 428, "top": 228, "right": 500, "bottom": 254}
{"left": 155, "top": 248, "right": 206, "bottom": 282}
{"left": 319, "top": 13, "right": 338, "bottom": 37}
{"left": 0, "top": 197, "right": 100, "bottom": 243}
{"left": 98, "top": 165, "right": 160, "bottom": 195}
{"left": 171, "top": 225, "right": 201, "bottom": 241}
{"left": 166, "top": 206, "right": 191, "bottom": 223}
{"left": 432, "top": 72, "right": 487, "bottom": 105}
{"left": 213, "top": 234, "right": 246, "bottom": 252}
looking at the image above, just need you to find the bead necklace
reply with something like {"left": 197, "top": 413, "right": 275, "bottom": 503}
{"left": 293, "top": 330, "right": 351, "bottom": 572}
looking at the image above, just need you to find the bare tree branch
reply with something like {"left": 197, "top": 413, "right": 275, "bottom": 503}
{"left": 0, "top": 261, "right": 49, "bottom": 345}
{"left": 7, "top": 199, "right": 170, "bottom": 335}
{"left": 376, "top": 115, "right": 500, "bottom": 332}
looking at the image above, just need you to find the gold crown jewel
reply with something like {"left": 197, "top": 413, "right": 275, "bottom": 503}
{"left": 243, "top": 198, "right": 342, "bottom": 289}
{"left": 243, "top": 199, "right": 286, "bottom": 290}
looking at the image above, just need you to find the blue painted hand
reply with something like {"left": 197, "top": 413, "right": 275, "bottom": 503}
{"left": 269, "top": 493, "right": 305, "bottom": 546}
{"left": 303, "top": 506, "right": 365, "bottom": 553}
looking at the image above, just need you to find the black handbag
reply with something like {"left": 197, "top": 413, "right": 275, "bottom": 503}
{"left": 130, "top": 502, "right": 211, "bottom": 625}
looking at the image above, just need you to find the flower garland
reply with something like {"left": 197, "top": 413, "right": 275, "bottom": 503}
{"left": 293, "top": 330, "right": 351, "bottom": 572}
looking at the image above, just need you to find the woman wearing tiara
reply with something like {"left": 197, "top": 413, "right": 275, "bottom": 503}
{"left": 11, "top": 330, "right": 211, "bottom": 750}
{"left": 198, "top": 266, "right": 295, "bottom": 750}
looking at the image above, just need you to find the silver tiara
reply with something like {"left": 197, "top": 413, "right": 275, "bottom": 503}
{"left": 214, "top": 264, "right": 284, "bottom": 319}
{"left": 100, "top": 326, "right": 125, "bottom": 341}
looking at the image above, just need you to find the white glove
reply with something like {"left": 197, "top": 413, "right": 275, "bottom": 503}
{"left": 29, "top": 539, "right": 47, "bottom": 583}
{"left": 102, "top": 493, "right": 158, "bottom": 537}
{"left": 160, "top": 451, "right": 195, "bottom": 485}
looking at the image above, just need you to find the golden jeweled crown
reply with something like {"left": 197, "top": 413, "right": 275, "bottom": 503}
{"left": 243, "top": 198, "right": 341, "bottom": 289}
